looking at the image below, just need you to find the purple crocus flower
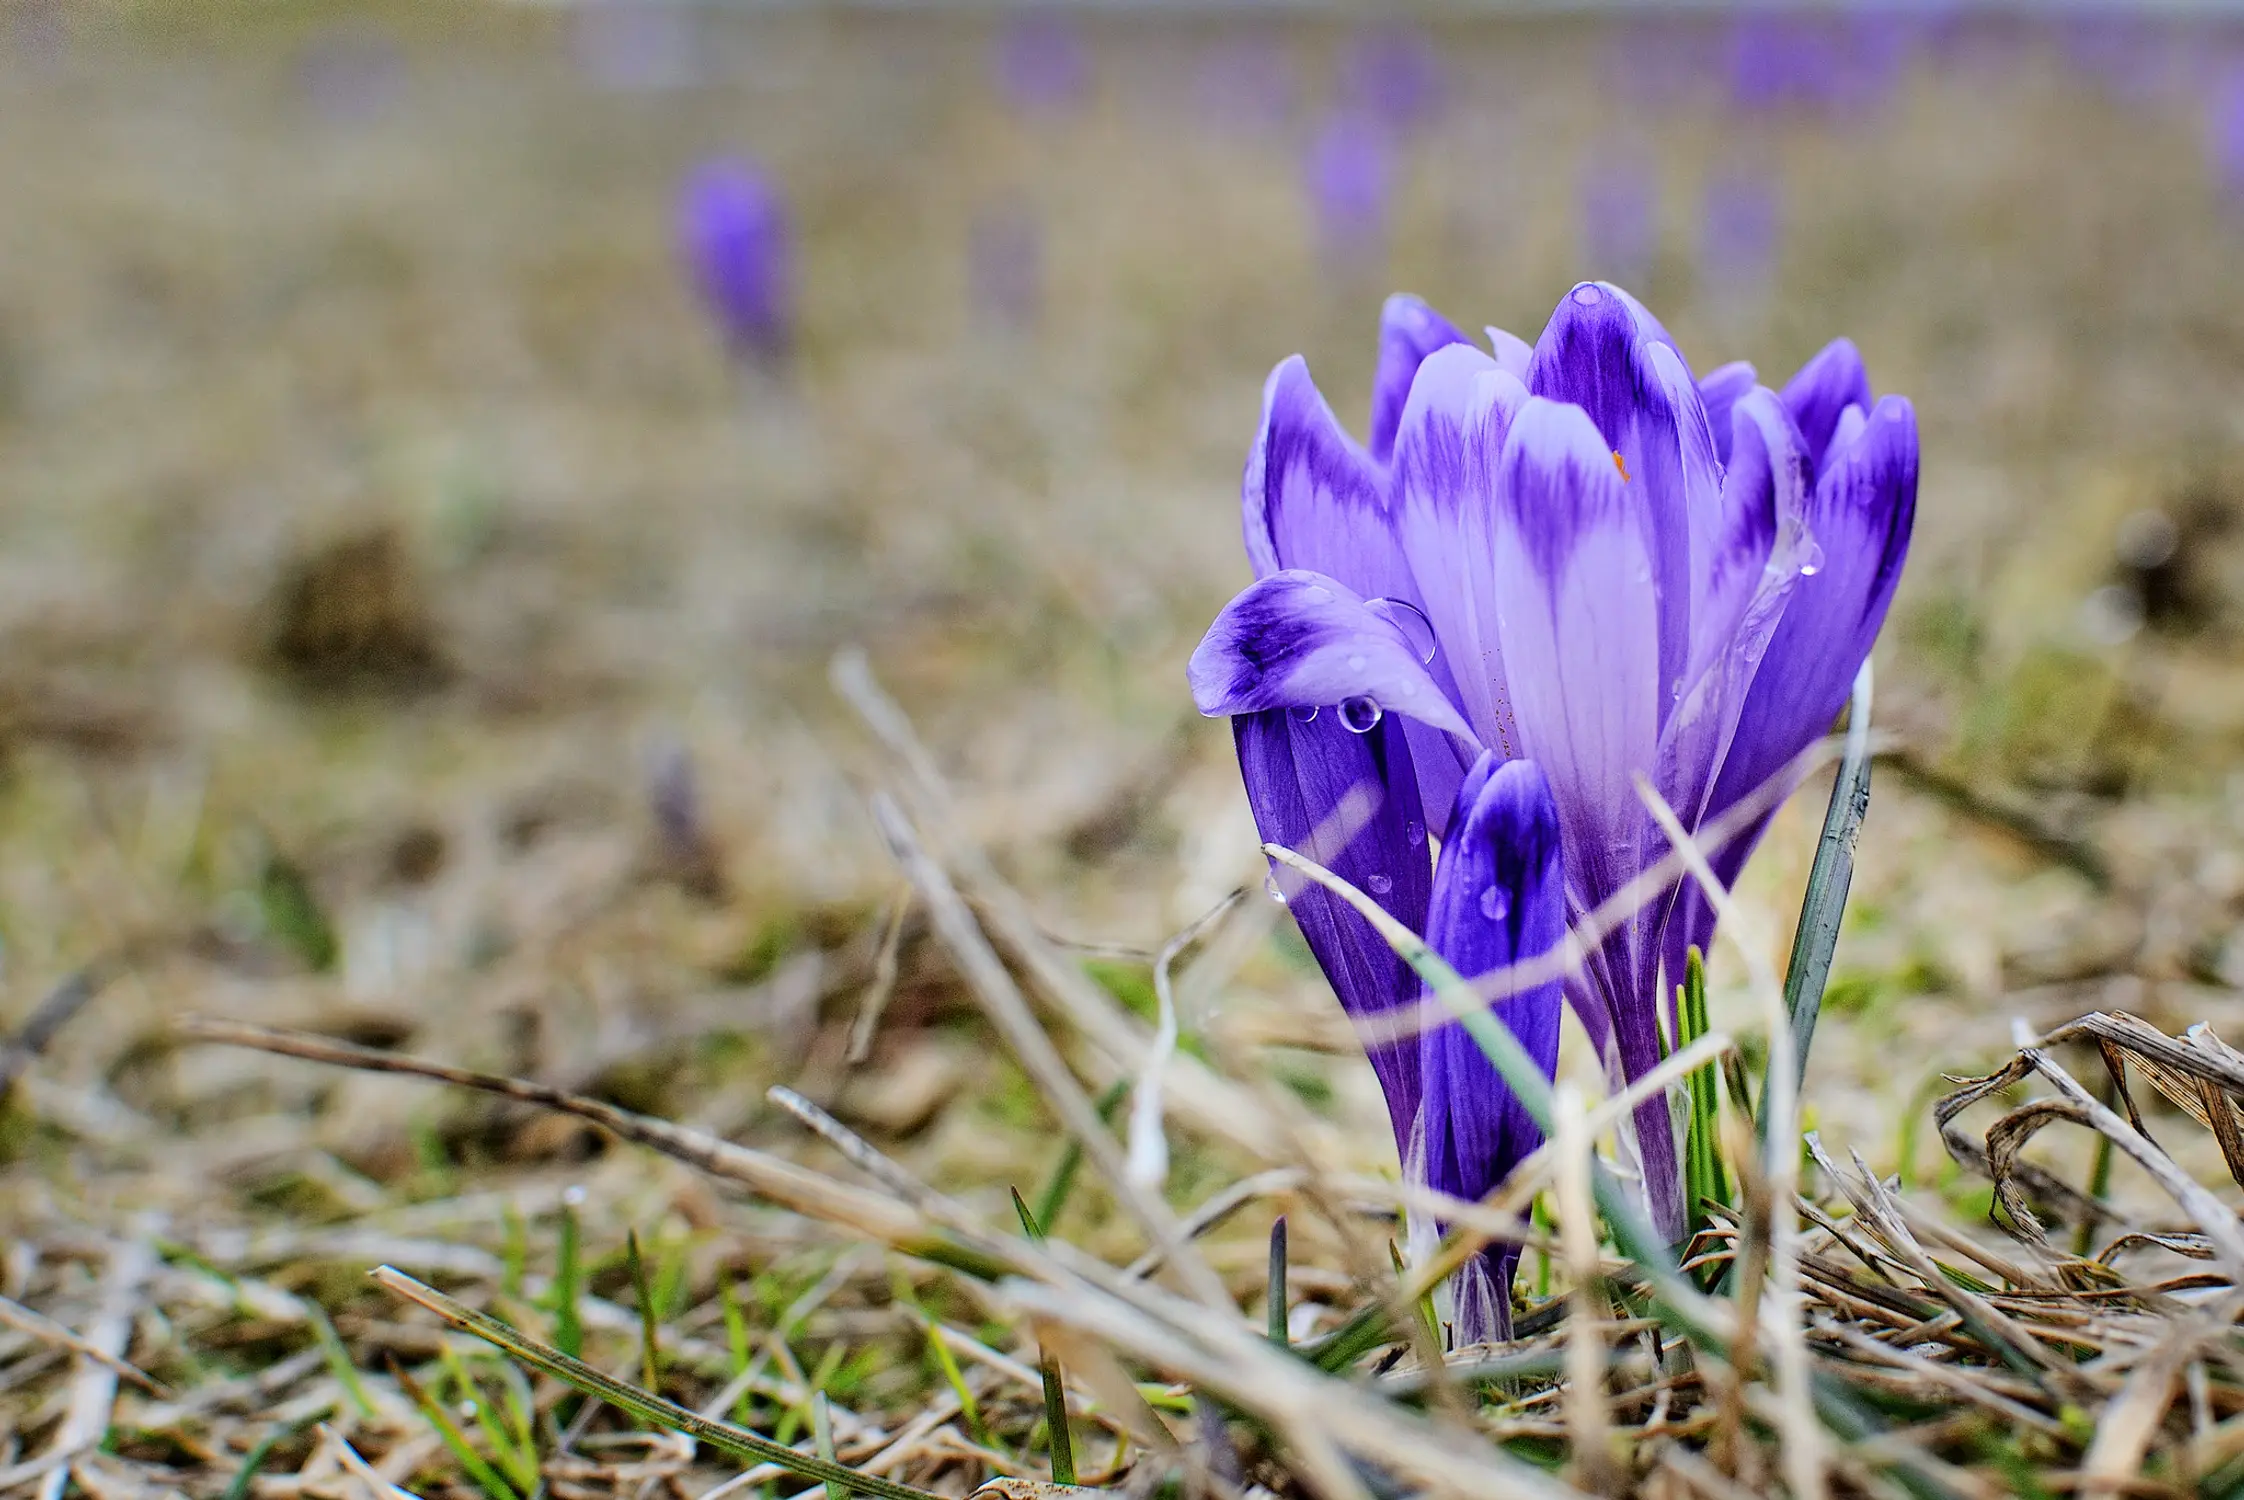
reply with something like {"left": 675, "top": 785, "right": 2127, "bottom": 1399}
{"left": 1190, "top": 285, "right": 1917, "bottom": 1245}
{"left": 2212, "top": 63, "right": 2244, "bottom": 207}
{"left": 677, "top": 158, "right": 794, "bottom": 366}
{"left": 994, "top": 15, "right": 1090, "bottom": 118}
{"left": 1340, "top": 24, "right": 1444, "bottom": 137}
{"left": 1305, "top": 112, "right": 1394, "bottom": 272}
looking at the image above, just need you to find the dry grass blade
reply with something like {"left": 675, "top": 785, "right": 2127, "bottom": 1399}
{"left": 832, "top": 649, "right": 1280, "bottom": 1160}
{"left": 1556, "top": 1084, "right": 1618, "bottom": 1496}
{"left": 1937, "top": 1014, "right": 2244, "bottom": 1278}
{"left": 870, "top": 791, "right": 1233, "bottom": 1313}
{"left": 179, "top": 1016, "right": 1018, "bottom": 1279}
{"left": 0, "top": 1292, "right": 167, "bottom": 1396}
{"left": 37, "top": 1238, "right": 153, "bottom": 1500}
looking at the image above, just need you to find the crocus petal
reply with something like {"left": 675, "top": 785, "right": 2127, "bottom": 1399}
{"left": 1237, "top": 709, "right": 1430, "bottom": 1145}
{"left": 1392, "top": 342, "right": 1531, "bottom": 759}
{"left": 1484, "top": 325, "right": 1533, "bottom": 382}
{"left": 1488, "top": 397, "right": 1661, "bottom": 911}
{"left": 1710, "top": 393, "right": 1916, "bottom": 830}
{"left": 1780, "top": 337, "right": 1873, "bottom": 478}
{"left": 1189, "top": 570, "right": 1478, "bottom": 741}
{"left": 1369, "top": 294, "right": 1471, "bottom": 464}
{"left": 1526, "top": 282, "right": 1716, "bottom": 724}
{"left": 1697, "top": 360, "right": 1757, "bottom": 467}
{"left": 1241, "top": 357, "right": 1414, "bottom": 601}
{"left": 1418, "top": 755, "right": 1565, "bottom": 1342}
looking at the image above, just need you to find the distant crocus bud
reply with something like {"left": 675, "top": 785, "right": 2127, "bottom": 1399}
{"left": 678, "top": 158, "right": 794, "bottom": 365}
{"left": 2213, "top": 65, "right": 2244, "bottom": 207}
{"left": 994, "top": 15, "right": 1088, "bottom": 118}
{"left": 1578, "top": 154, "right": 1657, "bottom": 287}
{"left": 1699, "top": 167, "right": 1781, "bottom": 301}
{"left": 1305, "top": 112, "right": 1392, "bottom": 272}
{"left": 1341, "top": 24, "right": 1442, "bottom": 136}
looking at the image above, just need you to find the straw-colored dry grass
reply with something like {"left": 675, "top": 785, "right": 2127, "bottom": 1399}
{"left": 11, "top": 6, "right": 2244, "bottom": 1498}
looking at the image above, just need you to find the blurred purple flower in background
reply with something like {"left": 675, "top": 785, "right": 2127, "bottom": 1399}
{"left": 995, "top": 15, "right": 1089, "bottom": 118}
{"left": 296, "top": 23, "right": 406, "bottom": 126}
{"left": 969, "top": 197, "right": 1044, "bottom": 332}
{"left": 573, "top": 1, "right": 698, "bottom": 94}
{"left": 2060, "top": 12, "right": 2178, "bottom": 106}
{"left": 2212, "top": 63, "right": 2244, "bottom": 208}
{"left": 1727, "top": 12, "right": 1907, "bottom": 120}
{"left": 678, "top": 158, "right": 794, "bottom": 365}
{"left": 1698, "top": 167, "right": 1781, "bottom": 303}
{"left": 1305, "top": 112, "right": 1394, "bottom": 272}
{"left": 1190, "top": 284, "right": 1917, "bottom": 1246}
{"left": 1341, "top": 24, "right": 1444, "bottom": 137}
{"left": 1579, "top": 154, "right": 1658, "bottom": 288}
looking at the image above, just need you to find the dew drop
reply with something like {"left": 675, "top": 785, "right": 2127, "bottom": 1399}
{"left": 1404, "top": 819, "right": 1426, "bottom": 847}
{"left": 1305, "top": 584, "right": 1335, "bottom": 605}
{"left": 1264, "top": 872, "right": 1288, "bottom": 905}
{"left": 1338, "top": 696, "right": 1383, "bottom": 734}
{"left": 1366, "top": 597, "right": 1439, "bottom": 664}
{"left": 1346, "top": 653, "right": 1367, "bottom": 672}
{"left": 562, "top": 1184, "right": 588, "bottom": 1207}
{"left": 1289, "top": 705, "right": 1320, "bottom": 724}
{"left": 1571, "top": 283, "right": 1603, "bottom": 306}
{"left": 1670, "top": 676, "right": 1683, "bottom": 702}
{"left": 1479, "top": 885, "right": 1511, "bottom": 922}
{"left": 1367, "top": 872, "right": 1393, "bottom": 896}
{"left": 1798, "top": 539, "right": 1826, "bottom": 577}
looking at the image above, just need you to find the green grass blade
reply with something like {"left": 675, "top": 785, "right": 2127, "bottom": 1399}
{"left": 1770, "top": 662, "right": 1874, "bottom": 1113}
{"left": 626, "top": 1229, "right": 663, "bottom": 1396}
{"left": 1265, "top": 1215, "right": 1288, "bottom": 1346}
{"left": 1031, "top": 1077, "right": 1127, "bottom": 1233}
{"left": 813, "top": 1392, "right": 849, "bottom": 1500}
{"left": 391, "top": 1356, "right": 523, "bottom": 1500}
{"left": 374, "top": 1267, "right": 948, "bottom": 1500}
{"left": 550, "top": 1196, "right": 583, "bottom": 1361}
{"left": 1007, "top": 1188, "right": 1076, "bottom": 1484}
{"left": 305, "top": 1303, "right": 375, "bottom": 1421}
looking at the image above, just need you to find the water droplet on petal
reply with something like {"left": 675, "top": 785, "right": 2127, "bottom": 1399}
{"left": 1479, "top": 885, "right": 1510, "bottom": 922}
{"left": 1289, "top": 705, "right": 1320, "bottom": 724}
{"left": 1670, "top": 676, "right": 1683, "bottom": 701}
{"left": 1365, "top": 597, "right": 1439, "bottom": 664}
{"left": 1305, "top": 584, "right": 1335, "bottom": 605}
{"left": 1798, "top": 539, "right": 1825, "bottom": 577}
{"left": 1572, "top": 283, "right": 1603, "bottom": 306}
{"left": 1404, "top": 819, "right": 1426, "bottom": 847}
{"left": 1338, "top": 696, "right": 1383, "bottom": 733}
{"left": 1346, "top": 653, "right": 1367, "bottom": 672}
{"left": 1264, "top": 871, "right": 1288, "bottom": 905}
{"left": 1367, "top": 872, "right": 1393, "bottom": 896}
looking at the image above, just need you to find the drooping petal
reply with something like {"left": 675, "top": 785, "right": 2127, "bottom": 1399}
{"left": 1489, "top": 396, "right": 1662, "bottom": 913}
{"left": 1418, "top": 756, "right": 1565, "bottom": 1343}
{"left": 1368, "top": 295, "right": 1472, "bottom": 464}
{"left": 1392, "top": 343, "right": 1531, "bottom": 761}
{"left": 1780, "top": 337, "right": 1873, "bottom": 478}
{"left": 1697, "top": 360, "right": 1757, "bottom": 466}
{"left": 1237, "top": 709, "right": 1431, "bottom": 1146}
{"left": 1525, "top": 282, "right": 1717, "bottom": 725}
{"left": 1241, "top": 357, "right": 1414, "bottom": 601}
{"left": 1189, "top": 570, "right": 1479, "bottom": 741}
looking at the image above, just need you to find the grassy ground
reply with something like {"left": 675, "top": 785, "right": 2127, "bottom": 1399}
{"left": 10, "top": 6, "right": 2244, "bottom": 1497}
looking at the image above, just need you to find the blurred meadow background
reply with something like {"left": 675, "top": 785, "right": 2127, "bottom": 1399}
{"left": 12, "top": 1, "right": 2244, "bottom": 1493}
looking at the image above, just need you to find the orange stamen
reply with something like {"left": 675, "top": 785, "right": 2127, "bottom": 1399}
{"left": 1612, "top": 451, "right": 1631, "bottom": 483}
